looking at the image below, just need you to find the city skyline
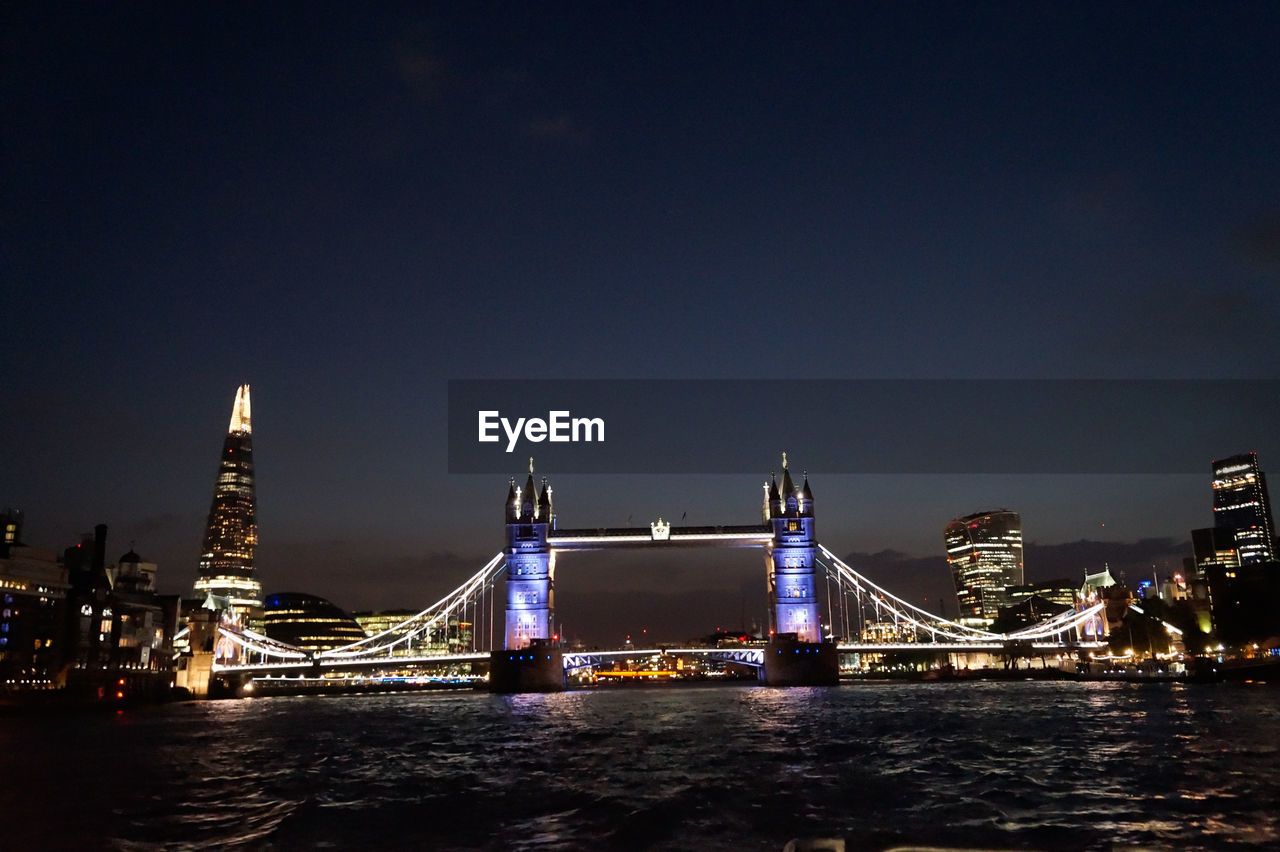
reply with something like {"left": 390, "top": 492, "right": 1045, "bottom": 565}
{"left": 3, "top": 379, "right": 1270, "bottom": 642}
{"left": 5, "top": 4, "right": 1278, "bottom": 638}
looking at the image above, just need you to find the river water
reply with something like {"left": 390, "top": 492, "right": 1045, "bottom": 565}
{"left": 4, "top": 681, "right": 1278, "bottom": 850}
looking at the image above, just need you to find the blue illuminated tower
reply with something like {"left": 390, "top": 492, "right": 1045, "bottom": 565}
{"left": 490, "top": 460, "right": 563, "bottom": 692}
{"left": 503, "top": 461, "right": 555, "bottom": 649}
{"left": 762, "top": 454, "right": 837, "bottom": 686}
{"left": 766, "top": 456, "right": 820, "bottom": 642}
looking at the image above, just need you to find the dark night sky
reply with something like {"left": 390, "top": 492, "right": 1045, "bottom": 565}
{"left": 4, "top": 3, "right": 1278, "bottom": 644}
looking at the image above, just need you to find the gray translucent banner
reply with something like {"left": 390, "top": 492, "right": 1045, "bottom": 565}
{"left": 447, "top": 380, "right": 1278, "bottom": 474}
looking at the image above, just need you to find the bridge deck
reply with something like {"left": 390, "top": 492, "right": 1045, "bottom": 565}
{"left": 549, "top": 524, "right": 773, "bottom": 549}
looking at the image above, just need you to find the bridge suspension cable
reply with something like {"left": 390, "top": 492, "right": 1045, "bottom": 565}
{"left": 215, "top": 624, "right": 311, "bottom": 662}
{"left": 317, "top": 552, "right": 507, "bottom": 661}
{"left": 816, "top": 545, "right": 1103, "bottom": 644}
{"left": 816, "top": 546, "right": 1001, "bottom": 642}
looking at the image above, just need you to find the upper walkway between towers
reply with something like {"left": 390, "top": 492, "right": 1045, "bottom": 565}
{"left": 547, "top": 524, "right": 773, "bottom": 549}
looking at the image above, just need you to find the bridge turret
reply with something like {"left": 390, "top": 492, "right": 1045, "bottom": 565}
{"left": 504, "top": 460, "right": 555, "bottom": 651}
{"left": 768, "top": 472, "right": 782, "bottom": 519}
{"left": 781, "top": 464, "right": 799, "bottom": 516}
{"left": 761, "top": 455, "right": 836, "bottom": 685}
{"left": 521, "top": 471, "right": 538, "bottom": 520}
{"left": 799, "top": 471, "right": 814, "bottom": 517}
{"left": 539, "top": 477, "right": 554, "bottom": 528}
{"left": 506, "top": 478, "right": 518, "bottom": 522}
{"left": 768, "top": 454, "right": 819, "bottom": 643}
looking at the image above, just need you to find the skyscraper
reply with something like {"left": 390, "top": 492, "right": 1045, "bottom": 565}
{"left": 1212, "top": 453, "right": 1276, "bottom": 565}
{"left": 192, "top": 385, "right": 261, "bottom": 612}
{"left": 944, "top": 509, "right": 1024, "bottom": 628}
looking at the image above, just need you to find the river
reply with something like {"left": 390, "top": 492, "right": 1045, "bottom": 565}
{"left": 3, "top": 680, "right": 1277, "bottom": 850}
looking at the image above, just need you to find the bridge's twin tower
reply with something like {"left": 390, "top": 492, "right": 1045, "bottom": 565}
{"left": 488, "top": 457, "right": 839, "bottom": 692}
{"left": 765, "top": 461, "right": 820, "bottom": 643}
{"left": 503, "top": 468, "right": 555, "bottom": 649}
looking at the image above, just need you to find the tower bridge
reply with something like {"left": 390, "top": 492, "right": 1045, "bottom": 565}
{"left": 202, "top": 457, "right": 1107, "bottom": 695}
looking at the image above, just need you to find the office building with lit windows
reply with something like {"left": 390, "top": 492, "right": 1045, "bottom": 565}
{"left": 0, "top": 509, "right": 68, "bottom": 686}
{"left": 262, "top": 593, "right": 367, "bottom": 652}
{"left": 1200, "top": 453, "right": 1280, "bottom": 644}
{"left": 193, "top": 385, "right": 262, "bottom": 612}
{"left": 944, "top": 509, "right": 1024, "bottom": 627}
{"left": 1212, "top": 452, "right": 1276, "bottom": 565}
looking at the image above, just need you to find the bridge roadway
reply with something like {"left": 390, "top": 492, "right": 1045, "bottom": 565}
{"left": 216, "top": 640, "right": 1107, "bottom": 679}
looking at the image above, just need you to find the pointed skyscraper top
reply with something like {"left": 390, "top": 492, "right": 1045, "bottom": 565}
{"left": 228, "top": 384, "right": 252, "bottom": 434}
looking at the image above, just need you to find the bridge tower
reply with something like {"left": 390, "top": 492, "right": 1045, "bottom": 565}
{"left": 763, "top": 454, "right": 838, "bottom": 685}
{"left": 490, "top": 459, "right": 563, "bottom": 692}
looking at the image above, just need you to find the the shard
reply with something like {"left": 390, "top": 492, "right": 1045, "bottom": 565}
{"left": 192, "top": 384, "right": 261, "bottom": 611}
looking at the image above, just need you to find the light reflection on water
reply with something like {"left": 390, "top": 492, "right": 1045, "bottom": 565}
{"left": 3, "top": 681, "right": 1279, "bottom": 850}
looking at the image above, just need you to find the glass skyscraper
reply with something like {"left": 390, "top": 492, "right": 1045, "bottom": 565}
{"left": 193, "top": 384, "right": 261, "bottom": 611}
{"left": 944, "top": 509, "right": 1024, "bottom": 627}
{"left": 1212, "top": 453, "right": 1276, "bottom": 565}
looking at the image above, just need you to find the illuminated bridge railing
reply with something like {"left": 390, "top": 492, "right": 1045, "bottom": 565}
{"left": 815, "top": 544, "right": 1106, "bottom": 646}
{"left": 215, "top": 542, "right": 1111, "bottom": 677}
{"left": 563, "top": 647, "right": 765, "bottom": 672}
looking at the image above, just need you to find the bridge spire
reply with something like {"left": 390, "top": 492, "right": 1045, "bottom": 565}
{"left": 539, "top": 476, "right": 553, "bottom": 524}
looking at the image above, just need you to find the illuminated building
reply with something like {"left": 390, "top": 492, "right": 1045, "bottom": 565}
{"left": 1211, "top": 453, "right": 1275, "bottom": 565}
{"left": 944, "top": 510, "right": 1024, "bottom": 627}
{"left": 107, "top": 548, "right": 174, "bottom": 673}
{"left": 0, "top": 510, "right": 68, "bottom": 687}
{"left": 61, "top": 525, "right": 179, "bottom": 700}
{"left": 1200, "top": 454, "right": 1280, "bottom": 643}
{"left": 354, "top": 610, "right": 416, "bottom": 639}
{"left": 2, "top": 508, "right": 21, "bottom": 549}
{"left": 193, "top": 385, "right": 262, "bottom": 612}
{"left": 353, "top": 609, "right": 473, "bottom": 655}
{"left": 1191, "top": 526, "right": 1241, "bottom": 574}
{"left": 993, "top": 592, "right": 1072, "bottom": 633}
{"left": 261, "top": 593, "right": 367, "bottom": 652}
{"left": 1006, "top": 580, "right": 1077, "bottom": 610}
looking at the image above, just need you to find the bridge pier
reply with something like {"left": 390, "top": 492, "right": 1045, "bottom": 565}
{"left": 762, "top": 634, "right": 840, "bottom": 686}
{"left": 489, "top": 640, "right": 564, "bottom": 692}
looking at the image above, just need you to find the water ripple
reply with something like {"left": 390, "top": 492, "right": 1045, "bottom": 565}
{"left": 4, "top": 682, "right": 1279, "bottom": 849}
